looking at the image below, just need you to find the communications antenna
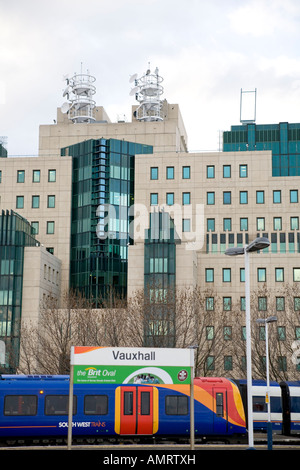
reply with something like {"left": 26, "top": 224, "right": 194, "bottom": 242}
{"left": 240, "top": 88, "right": 257, "bottom": 124}
{"left": 129, "top": 64, "right": 164, "bottom": 121}
{"left": 61, "top": 65, "right": 96, "bottom": 123}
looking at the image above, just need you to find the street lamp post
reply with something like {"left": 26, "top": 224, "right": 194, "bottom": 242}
{"left": 225, "top": 237, "right": 270, "bottom": 450}
{"left": 256, "top": 315, "right": 277, "bottom": 450}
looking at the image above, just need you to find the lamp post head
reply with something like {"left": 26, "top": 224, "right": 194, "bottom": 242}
{"left": 225, "top": 237, "right": 270, "bottom": 256}
{"left": 247, "top": 237, "right": 270, "bottom": 252}
{"left": 256, "top": 316, "right": 277, "bottom": 324}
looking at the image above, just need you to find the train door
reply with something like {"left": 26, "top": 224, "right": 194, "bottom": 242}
{"left": 213, "top": 388, "right": 228, "bottom": 434}
{"left": 115, "top": 386, "right": 158, "bottom": 435}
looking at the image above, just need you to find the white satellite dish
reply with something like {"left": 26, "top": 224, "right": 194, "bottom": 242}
{"left": 61, "top": 102, "right": 70, "bottom": 114}
{"left": 129, "top": 73, "right": 138, "bottom": 83}
{"left": 129, "top": 86, "right": 139, "bottom": 96}
{"left": 63, "top": 86, "right": 71, "bottom": 97}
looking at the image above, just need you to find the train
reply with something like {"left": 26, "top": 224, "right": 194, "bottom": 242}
{"left": 235, "top": 379, "right": 300, "bottom": 435}
{"left": 0, "top": 374, "right": 299, "bottom": 446}
{"left": 0, "top": 374, "right": 246, "bottom": 445}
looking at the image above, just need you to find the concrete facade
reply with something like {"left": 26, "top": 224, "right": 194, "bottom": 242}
{"left": 39, "top": 103, "right": 188, "bottom": 157}
{"left": 129, "top": 148, "right": 300, "bottom": 303}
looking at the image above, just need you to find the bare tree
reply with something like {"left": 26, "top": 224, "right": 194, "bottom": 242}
{"left": 231, "top": 284, "right": 300, "bottom": 382}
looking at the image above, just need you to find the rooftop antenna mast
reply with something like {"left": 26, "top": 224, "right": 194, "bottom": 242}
{"left": 61, "top": 64, "right": 96, "bottom": 123}
{"left": 129, "top": 64, "right": 164, "bottom": 121}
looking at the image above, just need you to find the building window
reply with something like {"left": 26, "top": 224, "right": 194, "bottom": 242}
{"left": 223, "top": 218, "right": 231, "bottom": 231}
{"left": 290, "top": 190, "right": 298, "bottom": 203}
{"left": 240, "top": 268, "right": 245, "bottom": 282}
{"left": 0, "top": 170, "right": 2, "bottom": 183}
{"left": 31, "top": 221, "right": 39, "bottom": 235}
{"left": 182, "top": 192, "right": 190, "bottom": 205}
{"left": 273, "top": 217, "right": 282, "bottom": 230}
{"left": 259, "top": 326, "right": 266, "bottom": 341}
{"left": 223, "top": 165, "right": 231, "bottom": 178}
{"left": 224, "top": 326, "right": 232, "bottom": 339}
{"left": 207, "top": 218, "right": 215, "bottom": 231}
{"left": 223, "top": 268, "right": 231, "bottom": 282}
{"left": 291, "top": 217, "right": 299, "bottom": 230}
{"left": 47, "top": 195, "right": 55, "bottom": 208}
{"left": 258, "top": 297, "right": 267, "bottom": 311}
{"left": 239, "top": 164, "right": 247, "bottom": 178}
{"left": 48, "top": 169, "right": 56, "bottom": 182}
{"left": 223, "top": 191, "right": 231, "bottom": 204}
{"left": 166, "top": 193, "right": 174, "bottom": 205}
{"left": 224, "top": 356, "right": 233, "bottom": 371}
{"left": 47, "top": 221, "right": 55, "bottom": 234}
{"left": 275, "top": 268, "right": 284, "bottom": 282}
{"left": 150, "top": 167, "right": 158, "bottom": 180}
{"left": 206, "top": 326, "right": 214, "bottom": 340}
{"left": 278, "top": 326, "right": 286, "bottom": 341}
{"left": 256, "top": 191, "right": 264, "bottom": 204}
{"left": 223, "top": 326, "right": 232, "bottom": 341}
{"left": 257, "top": 217, "right": 265, "bottom": 231}
{"left": 240, "top": 191, "right": 248, "bottom": 204}
{"left": 206, "top": 356, "right": 215, "bottom": 371}
{"left": 17, "top": 170, "right": 25, "bottom": 183}
{"left": 257, "top": 268, "right": 266, "bottom": 282}
{"left": 240, "top": 297, "right": 245, "bottom": 311}
{"left": 205, "top": 268, "right": 214, "bottom": 282}
{"left": 206, "top": 297, "right": 214, "bottom": 311}
{"left": 182, "top": 166, "right": 190, "bottom": 179}
{"left": 207, "top": 165, "right": 215, "bottom": 178}
{"left": 207, "top": 192, "right": 215, "bottom": 205}
{"left": 32, "top": 195, "right": 40, "bottom": 208}
{"left": 273, "top": 190, "right": 281, "bottom": 203}
{"left": 166, "top": 166, "right": 174, "bottom": 179}
{"left": 240, "top": 218, "right": 248, "bottom": 231}
{"left": 223, "top": 298, "right": 232, "bottom": 311}
{"left": 278, "top": 356, "right": 287, "bottom": 372}
{"left": 33, "top": 170, "right": 40, "bottom": 182}
{"left": 182, "top": 219, "right": 190, "bottom": 232}
{"left": 16, "top": 196, "right": 24, "bottom": 209}
{"left": 276, "top": 297, "right": 285, "bottom": 311}
{"left": 294, "top": 297, "right": 300, "bottom": 311}
{"left": 293, "top": 268, "right": 300, "bottom": 282}
{"left": 150, "top": 193, "right": 158, "bottom": 205}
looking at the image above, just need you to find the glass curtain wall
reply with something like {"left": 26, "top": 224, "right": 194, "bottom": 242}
{"left": 144, "top": 211, "right": 178, "bottom": 347}
{"left": 62, "top": 138, "right": 152, "bottom": 305}
{"left": 0, "top": 210, "right": 39, "bottom": 371}
{"left": 223, "top": 123, "right": 300, "bottom": 176}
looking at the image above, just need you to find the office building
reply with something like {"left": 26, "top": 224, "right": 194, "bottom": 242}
{"left": 0, "top": 67, "right": 299, "bottom": 377}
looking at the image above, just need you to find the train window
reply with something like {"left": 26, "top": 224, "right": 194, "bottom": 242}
{"left": 4, "top": 395, "right": 37, "bottom": 416}
{"left": 216, "top": 393, "right": 224, "bottom": 417}
{"left": 141, "top": 391, "right": 150, "bottom": 415}
{"left": 84, "top": 395, "right": 108, "bottom": 415}
{"left": 124, "top": 391, "right": 133, "bottom": 415}
{"left": 165, "top": 395, "right": 188, "bottom": 415}
{"left": 290, "top": 397, "right": 300, "bottom": 413}
{"left": 45, "top": 395, "right": 77, "bottom": 415}
{"left": 253, "top": 396, "right": 267, "bottom": 413}
{"left": 270, "top": 396, "right": 282, "bottom": 413}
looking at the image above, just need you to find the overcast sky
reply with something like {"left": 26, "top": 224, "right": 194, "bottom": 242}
{"left": 1, "top": 0, "right": 300, "bottom": 156}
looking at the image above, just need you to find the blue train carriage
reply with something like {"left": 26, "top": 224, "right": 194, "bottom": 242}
{"left": 0, "top": 375, "right": 247, "bottom": 444}
{"left": 0, "top": 375, "right": 117, "bottom": 443}
{"left": 280, "top": 381, "right": 300, "bottom": 435}
{"left": 234, "top": 379, "right": 283, "bottom": 433}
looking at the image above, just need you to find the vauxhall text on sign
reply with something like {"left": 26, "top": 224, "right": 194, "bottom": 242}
{"left": 70, "top": 346, "right": 192, "bottom": 385}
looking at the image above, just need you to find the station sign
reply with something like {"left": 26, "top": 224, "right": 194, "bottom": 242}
{"left": 71, "top": 346, "right": 192, "bottom": 385}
